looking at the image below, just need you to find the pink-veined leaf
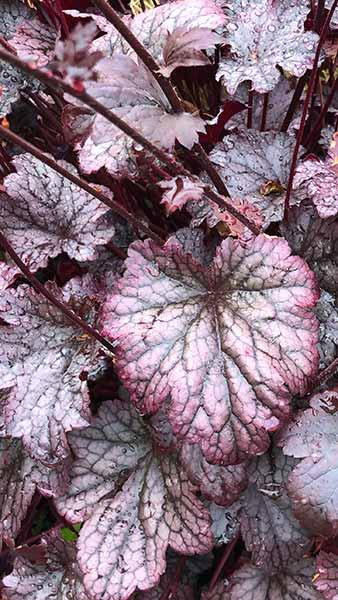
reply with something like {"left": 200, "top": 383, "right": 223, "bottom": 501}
{"left": 9, "top": 18, "right": 57, "bottom": 68}
{"left": 160, "top": 27, "right": 223, "bottom": 77}
{"left": 0, "top": 438, "right": 68, "bottom": 548}
{"left": 279, "top": 389, "right": 338, "bottom": 537}
{"left": 181, "top": 443, "right": 248, "bottom": 506}
{"left": 0, "top": 153, "right": 113, "bottom": 270}
{"left": 61, "top": 104, "right": 94, "bottom": 145}
{"left": 294, "top": 157, "right": 338, "bottom": 218}
{"left": 0, "top": 284, "right": 98, "bottom": 463}
{"left": 78, "top": 55, "right": 205, "bottom": 175}
{"left": 1, "top": 0, "right": 33, "bottom": 41}
{"left": 101, "top": 234, "right": 319, "bottom": 465}
{"left": 202, "top": 559, "right": 321, "bottom": 599}
{"left": 281, "top": 201, "right": 338, "bottom": 295}
{"left": 208, "top": 130, "right": 303, "bottom": 227}
{"left": 55, "top": 400, "right": 212, "bottom": 600}
{"left": 2, "top": 531, "right": 91, "bottom": 600}
{"left": 314, "top": 551, "right": 338, "bottom": 600}
{"left": 216, "top": 0, "right": 318, "bottom": 94}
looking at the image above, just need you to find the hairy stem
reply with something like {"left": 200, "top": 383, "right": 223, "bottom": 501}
{"left": 0, "top": 126, "right": 164, "bottom": 245}
{"left": 0, "top": 231, "right": 116, "bottom": 354}
{"left": 283, "top": 0, "right": 338, "bottom": 220}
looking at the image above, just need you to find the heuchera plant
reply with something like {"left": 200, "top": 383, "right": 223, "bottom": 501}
{"left": 0, "top": 0, "right": 337, "bottom": 598}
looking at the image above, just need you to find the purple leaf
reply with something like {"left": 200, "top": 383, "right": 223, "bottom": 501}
{"left": 56, "top": 400, "right": 212, "bottom": 599}
{"left": 101, "top": 235, "right": 319, "bottom": 464}
{"left": 281, "top": 201, "right": 338, "bottom": 295}
{"left": 315, "top": 291, "right": 338, "bottom": 369}
{"left": 9, "top": 18, "right": 56, "bottom": 68}
{"left": 53, "top": 22, "right": 103, "bottom": 87}
{"left": 279, "top": 389, "right": 338, "bottom": 537}
{"left": 2, "top": 531, "right": 91, "bottom": 600}
{"left": 181, "top": 443, "right": 248, "bottom": 505}
{"left": 294, "top": 157, "right": 338, "bottom": 218}
{"left": 1, "top": 153, "right": 113, "bottom": 270}
{"left": 217, "top": 0, "right": 318, "bottom": 94}
{"left": 314, "top": 551, "right": 338, "bottom": 600}
{"left": 134, "top": 569, "right": 195, "bottom": 600}
{"left": 160, "top": 27, "right": 223, "bottom": 77}
{"left": 202, "top": 559, "right": 321, "bottom": 599}
{"left": 0, "top": 0, "right": 33, "bottom": 41}
{"left": 0, "top": 438, "right": 68, "bottom": 547}
{"left": 0, "top": 284, "right": 97, "bottom": 462}
{"left": 208, "top": 130, "right": 303, "bottom": 227}
{"left": 78, "top": 55, "right": 206, "bottom": 175}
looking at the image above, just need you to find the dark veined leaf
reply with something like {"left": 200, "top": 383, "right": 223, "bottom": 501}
{"left": 78, "top": 55, "right": 205, "bottom": 175}
{"left": 159, "top": 27, "right": 223, "bottom": 77}
{"left": 2, "top": 531, "right": 91, "bottom": 600}
{"left": 235, "top": 448, "right": 311, "bottom": 572}
{"left": 216, "top": 0, "right": 318, "bottom": 94}
{"left": 279, "top": 389, "right": 338, "bottom": 537}
{"left": 314, "top": 551, "right": 338, "bottom": 600}
{"left": 0, "top": 0, "right": 33, "bottom": 41}
{"left": 0, "top": 62, "right": 38, "bottom": 119}
{"left": 101, "top": 234, "right": 319, "bottom": 465}
{"left": 55, "top": 400, "right": 212, "bottom": 600}
{"left": 0, "top": 438, "right": 68, "bottom": 548}
{"left": 0, "top": 153, "right": 113, "bottom": 270}
{"left": 208, "top": 130, "right": 303, "bottom": 227}
{"left": 209, "top": 501, "right": 239, "bottom": 546}
{"left": 9, "top": 18, "right": 57, "bottom": 68}
{"left": 281, "top": 201, "right": 338, "bottom": 295}
{"left": 315, "top": 290, "right": 338, "bottom": 369}
{"left": 0, "top": 284, "right": 98, "bottom": 463}
{"left": 294, "top": 157, "right": 338, "bottom": 219}
{"left": 202, "top": 559, "right": 321, "bottom": 599}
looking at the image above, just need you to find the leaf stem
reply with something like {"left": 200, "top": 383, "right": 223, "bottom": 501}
{"left": 280, "top": 72, "right": 309, "bottom": 133}
{"left": 304, "top": 77, "right": 338, "bottom": 148}
{"left": 315, "top": 357, "right": 338, "bottom": 387}
{"left": 283, "top": 0, "right": 338, "bottom": 221}
{"left": 0, "top": 231, "right": 116, "bottom": 354}
{"left": 208, "top": 530, "right": 241, "bottom": 592}
{"left": 247, "top": 88, "right": 254, "bottom": 129}
{"left": 0, "top": 125, "right": 164, "bottom": 245}
{"left": 260, "top": 92, "right": 269, "bottom": 132}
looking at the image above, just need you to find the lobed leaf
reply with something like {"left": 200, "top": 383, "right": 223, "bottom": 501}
{"left": 9, "top": 18, "right": 57, "bottom": 67}
{"left": 294, "top": 158, "right": 338, "bottom": 219}
{"left": 160, "top": 26, "right": 223, "bottom": 77}
{"left": 314, "top": 551, "right": 338, "bottom": 600}
{"left": 0, "top": 0, "right": 33, "bottom": 41}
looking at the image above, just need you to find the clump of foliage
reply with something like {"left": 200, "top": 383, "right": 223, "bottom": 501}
{"left": 0, "top": 0, "right": 337, "bottom": 598}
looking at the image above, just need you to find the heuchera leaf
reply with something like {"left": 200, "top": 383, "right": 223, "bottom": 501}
{"left": 101, "top": 234, "right": 319, "bottom": 465}
{"left": 0, "top": 438, "right": 68, "bottom": 547}
{"left": 294, "top": 157, "right": 338, "bottom": 218}
{"left": 279, "top": 389, "right": 338, "bottom": 537}
{"left": 78, "top": 55, "right": 206, "bottom": 175}
{"left": 203, "top": 559, "right": 321, "bottom": 599}
{"left": 0, "top": 62, "right": 38, "bottom": 119}
{"left": 0, "top": 0, "right": 33, "bottom": 41}
{"left": 55, "top": 400, "right": 212, "bottom": 600}
{"left": 160, "top": 27, "right": 223, "bottom": 77}
{"left": 208, "top": 501, "right": 239, "bottom": 546}
{"left": 235, "top": 448, "right": 311, "bottom": 572}
{"left": 8, "top": 18, "right": 57, "bottom": 68}
{"left": 0, "top": 153, "right": 113, "bottom": 270}
{"left": 53, "top": 22, "right": 103, "bottom": 87}
{"left": 217, "top": 0, "right": 318, "bottom": 94}
{"left": 281, "top": 201, "right": 338, "bottom": 295}
{"left": 0, "top": 284, "right": 97, "bottom": 463}
{"left": 314, "top": 551, "right": 338, "bottom": 600}
{"left": 208, "top": 130, "right": 303, "bottom": 227}
{"left": 315, "top": 291, "right": 338, "bottom": 369}
{"left": 2, "top": 531, "right": 91, "bottom": 600}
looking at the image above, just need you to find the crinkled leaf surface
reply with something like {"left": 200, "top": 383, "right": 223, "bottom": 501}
{"left": 0, "top": 0, "right": 33, "bottom": 40}
{"left": 160, "top": 27, "right": 223, "bottom": 77}
{"left": 281, "top": 202, "right": 338, "bottom": 295}
{"left": 79, "top": 55, "right": 205, "bottom": 175}
{"left": 209, "top": 501, "right": 239, "bottom": 546}
{"left": 181, "top": 443, "right": 248, "bottom": 505}
{"left": 1, "top": 153, "right": 113, "bottom": 270}
{"left": 56, "top": 400, "right": 212, "bottom": 600}
{"left": 2, "top": 531, "right": 90, "bottom": 600}
{"left": 0, "top": 438, "right": 68, "bottom": 547}
{"left": 315, "top": 291, "right": 338, "bottom": 369}
{"left": 0, "top": 284, "right": 96, "bottom": 462}
{"left": 209, "top": 130, "right": 302, "bottom": 227}
{"left": 217, "top": 0, "right": 318, "bottom": 94}
{"left": 235, "top": 448, "right": 311, "bottom": 572}
{"left": 89, "top": 0, "right": 226, "bottom": 62}
{"left": 206, "top": 559, "right": 320, "bottom": 599}
{"left": 101, "top": 234, "right": 319, "bottom": 465}
{"left": 279, "top": 389, "right": 338, "bottom": 537}
{"left": 294, "top": 158, "right": 338, "bottom": 218}
{"left": 314, "top": 551, "right": 338, "bottom": 600}
{"left": 9, "top": 18, "right": 57, "bottom": 67}
{"left": 0, "top": 62, "right": 38, "bottom": 119}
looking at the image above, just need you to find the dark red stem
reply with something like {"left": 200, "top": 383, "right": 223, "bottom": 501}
{"left": 247, "top": 88, "right": 254, "bottom": 129}
{"left": 159, "top": 556, "right": 187, "bottom": 600}
{"left": 280, "top": 73, "right": 309, "bottom": 132}
{"left": 283, "top": 0, "right": 338, "bottom": 221}
{"left": 0, "top": 231, "right": 116, "bottom": 354}
{"left": 209, "top": 531, "right": 241, "bottom": 592}
{"left": 260, "top": 93, "right": 269, "bottom": 132}
{"left": 315, "top": 358, "right": 338, "bottom": 387}
{"left": 304, "top": 77, "right": 338, "bottom": 148}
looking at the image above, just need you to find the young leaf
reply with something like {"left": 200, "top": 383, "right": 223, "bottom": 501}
{"left": 208, "top": 130, "right": 303, "bottom": 227}
{"left": 53, "top": 22, "right": 103, "bottom": 87}
{"left": 160, "top": 27, "right": 223, "bottom": 77}
{"left": 1, "top": 154, "right": 113, "bottom": 270}
{"left": 0, "top": 284, "right": 98, "bottom": 462}
{"left": 279, "top": 389, "right": 338, "bottom": 537}
{"left": 55, "top": 400, "right": 212, "bottom": 600}
{"left": 217, "top": 0, "right": 318, "bottom": 94}
{"left": 2, "top": 531, "right": 91, "bottom": 600}
{"left": 314, "top": 551, "right": 338, "bottom": 600}
{"left": 294, "top": 157, "right": 338, "bottom": 218}
{"left": 101, "top": 235, "right": 319, "bottom": 465}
